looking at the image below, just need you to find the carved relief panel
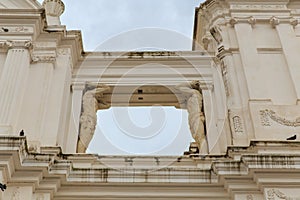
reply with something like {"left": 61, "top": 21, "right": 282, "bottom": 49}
{"left": 265, "top": 188, "right": 300, "bottom": 200}
{"left": 250, "top": 104, "right": 300, "bottom": 141}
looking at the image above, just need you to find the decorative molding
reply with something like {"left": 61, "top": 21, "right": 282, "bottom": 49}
{"left": 248, "top": 16, "right": 256, "bottom": 27}
{"left": 202, "top": 34, "right": 213, "bottom": 51}
{"left": 220, "top": 60, "right": 230, "bottom": 97}
{"left": 34, "top": 42, "right": 57, "bottom": 49}
{"left": 210, "top": 25, "right": 223, "bottom": 44}
{"left": 43, "top": 0, "right": 65, "bottom": 17}
{"left": 229, "top": 17, "right": 256, "bottom": 27}
{"left": 57, "top": 48, "right": 71, "bottom": 56}
{"left": 260, "top": 110, "right": 271, "bottom": 126}
{"left": 11, "top": 187, "right": 20, "bottom": 200}
{"left": 260, "top": 109, "right": 300, "bottom": 127}
{"left": 229, "top": 18, "right": 238, "bottom": 27}
{"left": 267, "top": 188, "right": 299, "bottom": 200}
{"left": 36, "top": 194, "right": 44, "bottom": 200}
{"left": 270, "top": 16, "right": 280, "bottom": 28}
{"left": 290, "top": 18, "right": 299, "bottom": 27}
{"left": 71, "top": 83, "right": 86, "bottom": 91}
{"left": 246, "top": 194, "right": 253, "bottom": 200}
{"left": 230, "top": 4, "right": 286, "bottom": 10}
{"left": 6, "top": 40, "right": 32, "bottom": 49}
{"left": 31, "top": 51, "right": 56, "bottom": 63}
{"left": 0, "top": 26, "right": 33, "bottom": 34}
{"left": 233, "top": 116, "right": 243, "bottom": 133}
{"left": 0, "top": 41, "right": 6, "bottom": 48}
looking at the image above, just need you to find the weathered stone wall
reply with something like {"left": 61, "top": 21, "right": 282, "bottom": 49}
{"left": 194, "top": 0, "right": 300, "bottom": 146}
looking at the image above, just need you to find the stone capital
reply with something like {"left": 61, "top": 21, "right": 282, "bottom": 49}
{"left": 229, "top": 17, "right": 256, "bottom": 27}
{"left": 43, "top": 0, "right": 65, "bottom": 17}
{"left": 290, "top": 18, "right": 299, "bottom": 27}
{"left": 71, "top": 83, "right": 86, "bottom": 92}
{"left": 6, "top": 40, "right": 32, "bottom": 49}
{"left": 270, "top": 16, "right": 280, "bottom": 28}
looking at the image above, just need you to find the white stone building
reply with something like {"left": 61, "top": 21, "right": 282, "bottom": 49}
{"left": 0, "top": 0, "right": 300, "bottom": 199}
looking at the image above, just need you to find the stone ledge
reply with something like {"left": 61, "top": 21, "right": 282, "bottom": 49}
{"left": 1, "top": 136, "right": 300, "bottom": 184}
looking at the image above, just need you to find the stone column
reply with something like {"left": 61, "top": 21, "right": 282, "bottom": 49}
{"left": 0, "top": 40, "right": 32, "bottom": 135}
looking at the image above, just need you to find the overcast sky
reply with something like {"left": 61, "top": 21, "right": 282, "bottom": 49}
{"left": 38, "top": 0, "right": 205, "bottom": 155}
{"left": 38, "top": 0, "right": 204, "bottom": 51}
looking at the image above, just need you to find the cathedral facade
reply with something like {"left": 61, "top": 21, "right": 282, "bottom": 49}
{"left": 0, "top": 0, "right": 300, "bottom": 199}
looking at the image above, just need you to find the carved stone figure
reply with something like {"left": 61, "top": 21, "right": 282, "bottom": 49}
{"left": 176, "top": 81, "right": 208, "bottom": 153}
{"left": 77, "top": 85, "right": 110, "bottom": 153}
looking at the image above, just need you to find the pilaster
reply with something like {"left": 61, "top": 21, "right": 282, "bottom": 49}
{"left": 0, "top": 40, "right": 32, "bottom": 135}
{"left": 65, "top": 82, "right": 85, "bottom": 153}
{"left": 40, "top": 47, "right": 72, "bottom": 147}
{"left": 271, "top": 16, "right": 300, "bottom": 102}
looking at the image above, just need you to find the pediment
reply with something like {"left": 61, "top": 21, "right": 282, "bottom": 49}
{"left": 0, "top": 0, "right": 42, "bottom": 9}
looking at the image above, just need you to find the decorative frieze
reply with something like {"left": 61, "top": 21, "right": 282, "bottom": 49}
{"left": 260, "top": 109, "right": 300, "bottom": 127}
{"left": 230, "top": 4, "right": 286, "bottom": 10}
{"left": 31, "top": 51, "right": 56, "bottom": 63}
{"left": 0, "top": 26, "right": 33, "bottom": 34}
{"left": 229, "top": 16, "right": 297, "bottom": 28}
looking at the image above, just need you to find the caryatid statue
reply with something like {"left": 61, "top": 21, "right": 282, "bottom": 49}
{"left": 175, "top": 81, "right": 208, "bottom": 153}
{"left": 77, "top": 85, "right": 111, "bottom": 153}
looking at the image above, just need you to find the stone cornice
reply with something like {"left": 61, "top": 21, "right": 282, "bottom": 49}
{"left": 2, "top": 137, "right": 300, "bottom": 180}
{"left": 2, "top": 137, "right": 300, "bottom": 198}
